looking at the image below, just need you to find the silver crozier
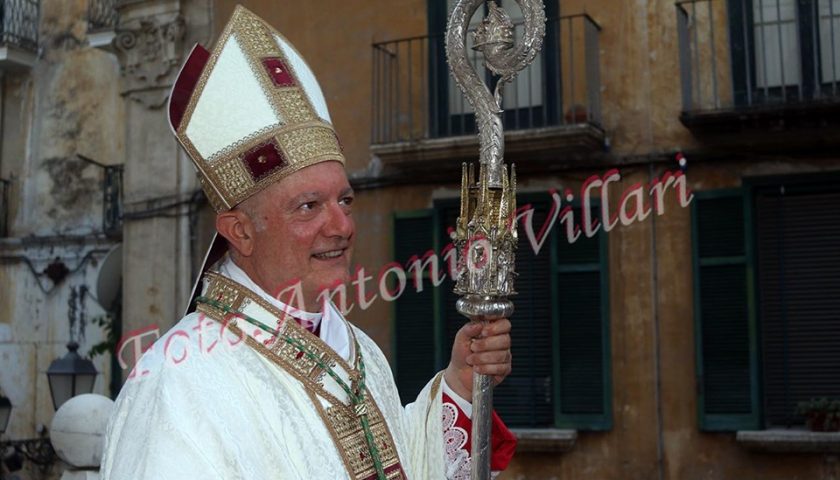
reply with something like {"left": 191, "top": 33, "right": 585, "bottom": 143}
{"left": 444, "top": 1, "right": 545, "bottom": 478}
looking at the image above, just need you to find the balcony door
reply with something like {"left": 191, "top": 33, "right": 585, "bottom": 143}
{"left": 428, "top": 0, "right": 559, "bottom": 137}
{"left": 729, "top": 0, "right": 840, "bottom": 105}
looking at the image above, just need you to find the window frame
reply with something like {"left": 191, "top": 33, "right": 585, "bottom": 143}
{"left": 727, "top": 0, "right": 840, "bottom": 106}
{"left": 693, "top": 174, "right": 840, "bottom": 431}
{"left": 692, "top": 188, "right": 761, "bottom": 431}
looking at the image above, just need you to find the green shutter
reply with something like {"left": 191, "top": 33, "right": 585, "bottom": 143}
{"left": 393, "top": 210, "right": 439, "bottom": 404}
{"left": 495, "top": 198, "right": 555, "bottom": 428}
{"left": 553, "top": 205, "right": 612, "bottom": 430}
{"left": 692, "top": 190, "right": 760, "bottom": 431}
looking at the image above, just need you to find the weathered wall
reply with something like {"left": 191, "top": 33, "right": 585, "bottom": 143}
{"left": 0, "top": 1, "right": 121, "bottom": 478}
{"left": 8, "top": 0, "right": 125, "bottom": 236}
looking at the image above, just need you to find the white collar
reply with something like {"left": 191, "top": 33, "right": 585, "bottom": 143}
{"left": 213, "top": 256, "right": 352, "bottom": 361}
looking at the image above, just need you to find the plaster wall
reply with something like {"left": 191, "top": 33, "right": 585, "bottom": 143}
{"left": 0, "top": 2, "right": 121, "bottom": 478}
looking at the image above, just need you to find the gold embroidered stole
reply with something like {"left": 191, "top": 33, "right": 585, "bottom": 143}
{"left": 196, "top": 272, "right": 407, "bottom": 480}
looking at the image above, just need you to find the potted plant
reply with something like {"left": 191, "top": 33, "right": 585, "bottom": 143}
{"left": 796, "top": 398, "right": 840, "bottom": 432}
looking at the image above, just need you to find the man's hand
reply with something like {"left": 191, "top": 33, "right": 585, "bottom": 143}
{"left": 444, "top": 319, "right": 512, "bottom": 401}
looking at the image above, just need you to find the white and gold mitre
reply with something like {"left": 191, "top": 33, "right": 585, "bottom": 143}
{"left": 168, "top": 5, "right": 344, "bottom": 212}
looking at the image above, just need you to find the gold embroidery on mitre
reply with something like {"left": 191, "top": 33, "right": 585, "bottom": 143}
{"left": 197, "top": 174, "right": 227, "bottom": 212}
{"left": 276, "top": 125, "right": 342, "bottom": 166}
{"left": 214, "top": 157, "right": 254, "bottom": 199}
{"left": 276, "top": 87, "right": 317, "bottom": 123}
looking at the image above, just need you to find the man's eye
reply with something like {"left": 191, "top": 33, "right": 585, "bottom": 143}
{"left": 340, "top": 196, "right": 354, "bottom": 207}
{"left": 300, "top": 201, "right": 317, "bottom": 211}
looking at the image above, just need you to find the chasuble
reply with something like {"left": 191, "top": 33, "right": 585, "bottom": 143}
{"left": 101, "top": 259, "right": 515, "bottom": 479}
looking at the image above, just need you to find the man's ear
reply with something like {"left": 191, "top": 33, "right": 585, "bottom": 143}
{"left": 216, "top": 209, "right": 255, "bottom": 257}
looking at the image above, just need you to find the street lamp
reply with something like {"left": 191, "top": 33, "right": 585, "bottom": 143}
{"left": 46, "top": 342, "right": 98, "bottom": 411}
{"left": 0, "top": 394, "right": 10, "bottom": 435}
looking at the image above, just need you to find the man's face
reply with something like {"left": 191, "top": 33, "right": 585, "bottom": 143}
{"left": 245, "top": 161, "right": 355, "bottom": 309}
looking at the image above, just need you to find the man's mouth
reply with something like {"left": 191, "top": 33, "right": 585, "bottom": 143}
{"left": 312, "top": 249, "right": 346, "bottom": 260}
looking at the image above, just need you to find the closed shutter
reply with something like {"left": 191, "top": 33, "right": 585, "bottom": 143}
{"left": 756, "top": 185, "right": 840, "bottom": 427}
{"left": 394, "top": 211, "right": 438, "bottom": 403}
{"left": 496, "top": 198, "right": 554, "bottom": 427}
{"left": 693, "top": 191, "right": 759, "bottom": 430}
{"left": 555, "top": 205, "right": 611, "bottom": 430}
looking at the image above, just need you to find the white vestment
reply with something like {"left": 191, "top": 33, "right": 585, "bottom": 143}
{"left": 101, "top": 259, "right": 471, "bottom": 479}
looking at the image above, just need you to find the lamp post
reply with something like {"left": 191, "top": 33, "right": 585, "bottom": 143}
{"left": 0, "top": 340, "right": 96, "bottom": 477}
{"left": 46, "top": 342, "right": 98, "bottom": 410}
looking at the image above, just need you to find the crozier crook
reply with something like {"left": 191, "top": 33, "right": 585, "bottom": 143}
{"left": 445, "top": 1, "right": 545, "bottom": 479}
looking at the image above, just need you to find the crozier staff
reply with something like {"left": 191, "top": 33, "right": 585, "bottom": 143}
{"left": 101, "top": 6, "right": 516, "bottom": 480}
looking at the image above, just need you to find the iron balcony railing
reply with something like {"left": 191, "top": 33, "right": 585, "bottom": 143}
{"left": 87, "top": 0, "right": 119, "bottom": 31}
{"left": 0, "top": 0, "right": 39, "bottom": 52}
{"left": 78, "top": 155, "right": 123, "bottom": 238}
{"left": 371, "top": 15, "right": 602, "bottom": 145}
{"left": 678, "top": 0, "right": 840, "bottom": 113}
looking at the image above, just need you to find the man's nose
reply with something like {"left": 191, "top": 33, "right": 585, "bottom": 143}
{"left": 324, "top": 201, "right": 354, "bottom": 239}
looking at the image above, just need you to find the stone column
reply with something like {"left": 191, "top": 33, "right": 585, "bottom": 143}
{"left": 110, "top": 0, "right": 211, "bottom": 377}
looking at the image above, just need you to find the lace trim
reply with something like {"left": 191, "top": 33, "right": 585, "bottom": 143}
{"left": 442, "top": 401, "right": 471, "bottom": 480}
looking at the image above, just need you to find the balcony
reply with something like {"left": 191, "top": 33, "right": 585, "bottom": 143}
{"left": 0, "top": 0, "right": 39, "bottom": 70}
{"left": 677, "top": 0, "right": 840, "bottom": 148}
{"left": 370, "top": 15, "right": 605, "bottom": 181}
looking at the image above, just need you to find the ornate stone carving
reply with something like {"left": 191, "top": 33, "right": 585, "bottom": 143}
{"left": 114, "top": 15, "right": 186, "bottom": 108}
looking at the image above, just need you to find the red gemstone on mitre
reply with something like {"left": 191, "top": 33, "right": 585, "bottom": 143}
{"left": 242, "top": 141, "right": 287, "bottom": 181}
{"left": 262, "top": 57, "right": 295, "bottom": 87}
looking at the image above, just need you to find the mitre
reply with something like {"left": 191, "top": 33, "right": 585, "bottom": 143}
{"left": 168, "top": 4, "right": 344, "bottom": 213}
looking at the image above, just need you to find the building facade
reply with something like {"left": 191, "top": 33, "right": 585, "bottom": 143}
{"left": 1, "top": 0, "right": 838, "bottom": 479}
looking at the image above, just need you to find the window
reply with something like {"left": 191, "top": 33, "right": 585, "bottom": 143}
{"left": 393, "top": 194, "right": 612, "bottom": 430}
{"left": 728, "top": 0, "right": 840, "bottom": 104}
{"left": 692, "top": 177, "right": 840, "bottom": 430}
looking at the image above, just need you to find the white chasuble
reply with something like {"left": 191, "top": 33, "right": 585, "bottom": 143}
{"left": 101, "top": 263, "right": 454, "bottom": 480}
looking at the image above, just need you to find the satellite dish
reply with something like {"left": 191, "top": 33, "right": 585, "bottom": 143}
{"left": 96, "top": 244, "right": 122, "bottom": 311}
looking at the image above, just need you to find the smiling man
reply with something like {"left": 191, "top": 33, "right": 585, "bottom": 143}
{"left": 101, "top": 6, "right": 516, "bottom": 480}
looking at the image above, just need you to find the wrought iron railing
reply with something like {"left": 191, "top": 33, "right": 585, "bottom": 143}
{"left": 677, "top": 0, "right": 840, "bottom": 112}
{"left": 78, "top": 155, "right": 123, "bottom": 237}
{"left": 0, "top": 0, "right": 39, "bottom": 52}
{"left": 371, "top": 15, "right": 602, "bottom": 144}
{"left": 87, "top": 0, "right": 119, "bottom": 31}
